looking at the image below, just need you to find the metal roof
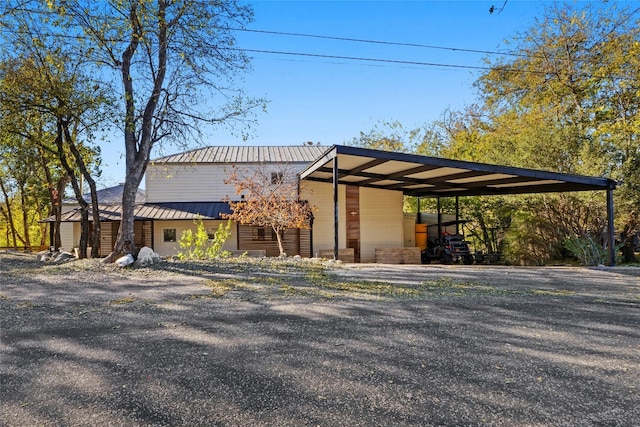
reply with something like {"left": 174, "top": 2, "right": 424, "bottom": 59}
{"left": 62, "top": 184, "right": 146, "bottom": 205}
{"left": 152, "top": 145, "right": 328, "bottom": 164}
{"left": 45, "top": 202, "right": 231, "bottom": 222}
{"left": 300, "top": 145, "right": 616, "bottom": 197}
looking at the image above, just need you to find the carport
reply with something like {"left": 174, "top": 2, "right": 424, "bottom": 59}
{"left": 299, "top": 145, "right": 618, "bottom": 265}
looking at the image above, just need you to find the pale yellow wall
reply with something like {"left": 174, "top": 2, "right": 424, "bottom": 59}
{"left": 58, "top": 204, "right": 80, "bottom": 251}
{"left": 146, "top": 163, "right": 310, "bottom": 203}
{"left": 302, "top": 181, "right": 404, "bottom": 262}
{"left": 61, "top": 223, "right": 96, "bottom": 254}
{"left": 302, "top": 181, "right": 346, "bottom": 257}
{"left": 152, "top": 219, "right": 238, "bottom": 257}
{"left": 146, "top": 164, "right": 236, "bottom": 202}
{"left": 359, "top": 187, "right": 404, "bottom": 262}
{"left": 58, "top": 223, "right": 75, "bottom": 252}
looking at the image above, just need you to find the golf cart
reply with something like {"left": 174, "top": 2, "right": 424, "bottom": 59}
{"left": 419, "top": 219, "right": 474, "bottom": 265}
{"left": 421, "top": 232, "right": 474, "bottom": 265}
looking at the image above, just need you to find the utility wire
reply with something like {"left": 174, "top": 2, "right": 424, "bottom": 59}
{"left": 231, "top": 28, "right": 528, "bottom": 58}
{"left": 2, "top": 28, "right": 517, "bottom": 73}
{"left": 234, "top": 47, "right": 532, "bottom": 73}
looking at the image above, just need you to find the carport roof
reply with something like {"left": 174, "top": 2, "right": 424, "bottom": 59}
{"left": 300, "top": 145, "right": 616, "bottom": 197}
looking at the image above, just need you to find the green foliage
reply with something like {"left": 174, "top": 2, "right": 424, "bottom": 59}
{"left": 431, "top": 3, "right": 638, "bottom": 265}
{"left": 563, "top": 235, "right": 607, "bottom": 266}
{"left": 177, "top": 218, "right": 232, "bottom": 260}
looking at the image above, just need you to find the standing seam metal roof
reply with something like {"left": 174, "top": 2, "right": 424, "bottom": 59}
{"left": 152, "top": 145, "right": 328, "bottom": 164}
{"left": 44, "top": 202, "right": 232, "bottom": 222}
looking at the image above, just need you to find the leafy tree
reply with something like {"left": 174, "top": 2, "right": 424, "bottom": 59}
{"left": 0, "top": 51, "right": 107, "bottom": 257}
{"left": 224, "top": 165, "right": 314, "bottom": 257}
{"left": 441, "top": 2, "right": 639, "bottom": 264}
{"left": 10, "top": 0, "right": 264, "bottom": 262}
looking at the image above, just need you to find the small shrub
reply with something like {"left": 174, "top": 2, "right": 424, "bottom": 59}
{"left": 177, "top": 218, "right": 232, "bottom": 260}
{"left": 563, "top": 234, "right": 606, "bottom": 266}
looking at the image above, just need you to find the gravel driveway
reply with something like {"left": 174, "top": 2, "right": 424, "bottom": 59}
{"left": 1, "top": 252, "right": 639, "bottom": 426}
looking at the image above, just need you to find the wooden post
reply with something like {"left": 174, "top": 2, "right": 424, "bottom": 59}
{"left": 607, "top": 188, "right": 615, "bottom": 266}
{"left": 455, "top": 196, "right": 460, "bottom": 235}
{"left": 437, "top": 197, "right": 442, "bottom": 242}
{"left": 333, "top": 156, "right": 339, "bottom": 261}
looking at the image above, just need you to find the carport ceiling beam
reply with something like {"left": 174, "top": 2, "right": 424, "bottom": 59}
{"left": 347, "top": 158, "right": 388, "bottom": 174}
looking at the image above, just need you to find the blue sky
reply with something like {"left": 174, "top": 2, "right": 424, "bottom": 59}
{"left": 97, "top": 0, "right": 613, "bottom": 187}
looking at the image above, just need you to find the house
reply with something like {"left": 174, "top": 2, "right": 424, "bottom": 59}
{"left": 51, "top": 144, "right": 617, "bottom": 264}
{"left": 53, "top": 145, "right": 404, "bottom": 262}
{"left": 145, "top": 145, "right": 404, "bottom": 262}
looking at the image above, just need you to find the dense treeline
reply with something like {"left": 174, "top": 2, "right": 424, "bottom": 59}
{"left": 350, "top": 3, "right": 639, "bottom": 264}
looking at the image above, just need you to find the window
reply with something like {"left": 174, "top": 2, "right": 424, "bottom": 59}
{"left": 163, "top": 228, "right": 177, "bottom": 242}
{"left": 271, "top": 172, "right": 284, "bottom": 185}
{"left": 206, "top": 228, "right": 217, "bottom": 240}
{"left": 252, "top": 227, "right": 276, "bottom": 241}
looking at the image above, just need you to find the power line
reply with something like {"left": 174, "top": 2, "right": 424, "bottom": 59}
{"left": 2, "top": 29, "right": 519, "bottom": 73}
{"left": 232, "top": 28, "right": 529, "bottom": 58}
{"left": 234, "top": 47, "right": 521, "bottom": 73}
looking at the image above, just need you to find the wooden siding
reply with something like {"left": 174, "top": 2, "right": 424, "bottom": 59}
{"left": 237, "top": 224, "right": 311, "bottom": 257}
{"left": 345, "top": 185, "right": 361, "bottom": 262}
{"left": 100, "top": 222, "right": 113, "bottom": 256}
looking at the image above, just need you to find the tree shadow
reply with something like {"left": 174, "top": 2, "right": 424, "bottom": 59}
{"left": 1, "top": 263, "right": 639, "bottom": 426}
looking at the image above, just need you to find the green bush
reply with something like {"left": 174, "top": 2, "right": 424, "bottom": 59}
{"left": 177, "top": 218, "right": 232, "bottom": 260}
{"left": 563, "top": 235, "right": 606, "bottom": 266}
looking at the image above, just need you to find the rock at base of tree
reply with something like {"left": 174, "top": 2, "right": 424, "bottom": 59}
{"left": 36, "top": 249, "right": 53, "bottom": 262}
{"left": 115, "top": 253, "right": 135, "bottom": 268}
{"left": 53, "top": 252, "right": 75, "bottom": 263}
{"left": 134, "top": 247, "right": 162, "bottom": 267}
{"left": 36, "top": 248, "right": 75, "bottom": 263}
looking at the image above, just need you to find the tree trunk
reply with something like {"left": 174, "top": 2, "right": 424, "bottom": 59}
{"left": 0, "top": 177, "right": 18, "bottom": 249}
{"left": 63, "top": 123, "right": 101, "bottom": 258}
{"left": 105, "top": 0, "right": 167, "bottom": 263}
{"left": 620, "top": 232, "right": 638, "bottom": 263}
{"left": 52, "top": 176, "right": 69, "bottom": 249}
{"left": 19, "top": 185, "right": 31, "bottom": 248}
{"left": 104, "top": 175, "right": 144, "bottom": 263}
{"left": 54, "top": 121, "right": 88, "bottom": 258}
{"left": 275, "top": 229, "right": 285, "bottom": 256}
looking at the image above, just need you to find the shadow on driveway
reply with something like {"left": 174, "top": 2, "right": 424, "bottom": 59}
{"left": 1, "top": 260, "right": 639, "bottom": 426}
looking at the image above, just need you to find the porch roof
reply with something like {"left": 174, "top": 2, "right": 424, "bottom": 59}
{"left": 44, "top": 202, "right": 231, "bottom": 222}
{"left": 300, "top": 145, "right": 616, "bottom": 197}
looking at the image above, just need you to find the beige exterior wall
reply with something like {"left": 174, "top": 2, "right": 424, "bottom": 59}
{"left": 57, "top": 223, "right": 75, "bottom": 252}
{"left": 146, "top": 164, "right": 234, "bottom": 202}
{"left": 302, "top": 181, "right": 404, "bottom": 263}
{"left": 146, "top": 162, "right": 310, "bottom": 203}
{"left": 57, "top": 204, "right": 78, "bottom": 251}
{"left": 152, "top": 219, "right": 238, "bottom": 257}
{"left": 302, "top": 181, "right": 346, "bottom": 257}
{"left": 359, "top": 187, "right": 404, "bottom": 263}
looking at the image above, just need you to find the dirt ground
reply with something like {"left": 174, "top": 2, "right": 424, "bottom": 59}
{"left": 1, "top": 252, "right": 639, "bottom": 426}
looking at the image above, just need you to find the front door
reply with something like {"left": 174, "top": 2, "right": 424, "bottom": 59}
{"left": 346, "top": 185, "right": 360, "bottom": 262}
